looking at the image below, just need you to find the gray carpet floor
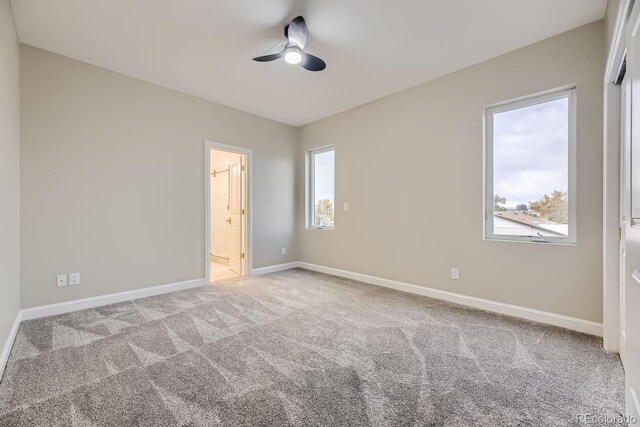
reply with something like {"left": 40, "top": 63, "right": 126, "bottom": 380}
{"left": 0, "top": 268, "right": 625, "bottom": 426}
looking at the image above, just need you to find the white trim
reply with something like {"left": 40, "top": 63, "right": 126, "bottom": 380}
{"left": 484, "top": 86, "right": 577, "bottom": 245}
{"left": 282, "top": 262, "right": 601, "bottom": 336}
{"left": 2, "top": 278, "right": 204, "bottom": 378}
{"left": 2, "top": 261, "right": 604, "bottom": 381}
{"left": 205, "top": 141, "right": 252, "bottom": 283}
{"left": 20, "top": 278, "right": 205, "bottom": 321}
{"left": 631, "top": 388, "right": 640, "bottom": 419}
{"left": 630, "top": 0, "right": 640, "bottom": 38}
{"left": 0, "top": 311, "right": 22, "bottom": 380}
{"left": 603, "top": 0, "right": 633, "bottom": 354}
{"left": 307, "top": 145, "right": 335, "bottom": 230}
{"left": 605, "top": 0, "right": 632, "bottom": 84}
{"left": 251, "top": 262, "right": 300, "bottom": 276}
{"left": 603, "top": 83, "right": 622, "bottom": 353}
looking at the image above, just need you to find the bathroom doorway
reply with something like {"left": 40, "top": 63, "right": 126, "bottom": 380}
{"left": 205, "top": 142, "right": 250, "bottom": 283}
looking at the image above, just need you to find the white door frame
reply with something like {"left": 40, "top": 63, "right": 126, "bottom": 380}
{"left": 205, "top": 140, "right": 252, "bottom": 283}
{"left": 603, "top": 0, "right": 632, "bottom": 353}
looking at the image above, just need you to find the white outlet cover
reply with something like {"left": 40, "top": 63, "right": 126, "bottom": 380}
{"left": 281, "top": 248, "right": 286, "bottom": 255}
{"left": 344, "top": 203, "right": 349, "bottom": 211}
{"left": 451, "top": 268, "right": 460, "bottom": 280}
{"left": 69, "top": 272, "right": 80, "bottom": 286}
{"left": 56, "top": 274, "right": 68, "bottom": 287}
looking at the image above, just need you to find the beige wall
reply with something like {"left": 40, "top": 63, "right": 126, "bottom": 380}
{"left": 18, "top": 19, "right": 606, "bottom": 323}
{"left": 298, "top": 21, "right": 605, "bottom": 322}
{"left": 20, "top": 45, "right": 298, "bottom": 308}
{"left": 0, "top": 0, "right": 20, "bottom": 350}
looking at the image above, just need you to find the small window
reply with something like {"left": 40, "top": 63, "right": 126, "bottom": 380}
{"left": 485, "top": 88, "right": 576, "bottom": 244}
{"left": 308, "top": 146, "right": 335, "bottom": 229}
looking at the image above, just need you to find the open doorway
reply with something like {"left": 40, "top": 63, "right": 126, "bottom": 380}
{"left": 205, "top": 142, "right": 250, "bottom": 283}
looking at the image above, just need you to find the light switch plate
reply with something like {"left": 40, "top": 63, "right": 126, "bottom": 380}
{"left": 344, "top": 203, "right": 349, "bottom": 211}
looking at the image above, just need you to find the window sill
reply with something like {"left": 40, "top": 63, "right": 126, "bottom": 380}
{"left": 484, "top": 236, "right": 576, "bottom": 246}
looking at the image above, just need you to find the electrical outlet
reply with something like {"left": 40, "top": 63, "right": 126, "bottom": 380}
{"left": 450, "top": 268, "right": 460, "bottom": 280}
{"left": 69, "top": 272, "right": 80, "bottom": 286}
{"left": 56, "top": 274, "right": 68, "bottom": 287}
{"left": 281, "top": 247, "right": 286, "bottom": 256}
{"left": 343, "top": 203, "right": 349, "bottom": 211}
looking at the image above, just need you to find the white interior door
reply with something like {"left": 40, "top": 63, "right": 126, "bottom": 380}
{"left": 228, "top": 155, "right": 243, "bottom": 275}
{"left": 620, "top": 74, "right": 629, "bottom": 366}
{"left": 623, "top": 11, "right": 640, "bottom": 418}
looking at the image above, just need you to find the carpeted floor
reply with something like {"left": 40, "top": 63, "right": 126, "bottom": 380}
{"left": 0, "top": 269, "right": 625, "bottom": 426}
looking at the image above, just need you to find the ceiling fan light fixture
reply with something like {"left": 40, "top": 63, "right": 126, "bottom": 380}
{"left": 253, "top": 16, "right": 326, "bottom": 71}
{"left": 284, "top": 47, "right": 303, "bottom": 65}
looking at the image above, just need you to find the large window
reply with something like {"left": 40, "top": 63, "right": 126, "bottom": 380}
{"left": 485, "top": 88, "right": 576, "bottom": 244}
{"left": 308, "top": 146, "right": 335, "bottom": 229}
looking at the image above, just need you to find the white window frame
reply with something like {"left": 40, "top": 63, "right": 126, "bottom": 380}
{"left": 484, "top": 87, "right": 577, "bottom": 244}
{"left": 307, "top": 146, "right": 335, "bottom": 230}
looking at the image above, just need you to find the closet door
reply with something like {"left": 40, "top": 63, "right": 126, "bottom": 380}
{"left": 623, "top": 5, "right": 640, "bottom": 418}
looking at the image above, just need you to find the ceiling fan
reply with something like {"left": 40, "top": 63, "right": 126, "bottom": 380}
{"left": 253, "top": 16, "right": 326, "bottom": 72}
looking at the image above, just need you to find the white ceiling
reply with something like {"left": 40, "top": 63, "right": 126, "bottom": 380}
{"left": 11, "top": 0, "right": 607, "bottom": 126}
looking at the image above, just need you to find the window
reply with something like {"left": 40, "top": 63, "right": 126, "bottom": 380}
{"left": 485, "top": 88, "right": 576, "bottom": 244}
{"left": 308, "top": 146, "right": 335, "bottom": 229}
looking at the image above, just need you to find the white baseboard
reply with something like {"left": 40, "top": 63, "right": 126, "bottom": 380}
{"left": 1, "top": 278, "right": 205, "bottom": 379}
{"left": 0, "top": 311, "right": 22, "bottom": 380}
{"left": 4, "top": 259, "right": 603, "bottom": 380}
{"left": 278, "top": 262, "right": 601, "bottom": 336}
{"left": 251, "top": 262, "right": 300, "bottom": 276}
{"left": 630, "top": 388, "right": 640, "bottom": 420}
{"left": 21, "top": 278, "right": 205, "bottom": 321}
